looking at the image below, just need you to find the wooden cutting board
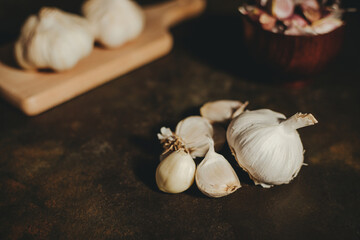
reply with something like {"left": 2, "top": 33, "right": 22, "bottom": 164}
{"left": 0, "top": 0, "right": 206, "bottom": 116}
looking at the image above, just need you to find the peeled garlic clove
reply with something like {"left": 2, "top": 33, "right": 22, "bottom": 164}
{"left": 82, "top": 0, "right": 145, "bottom": 48}
{"left": 200, "top": 100, "right": 249, "bottom": 123}
{"left": 196, "top": 139, "right": 241, "bottom": 198}
{"left": 227, "top": 110, "right": 317, "bottom": 188}
{"left": 156, "top": 149, "right": 196, "bottom": 194}
{"left": 175, "top": 116, "right": 214, "bottom": 158}
{"left": 311, "top": 17, "right": 343, "bottom": 34}
{"left": 270, "top": 0, "right": 295, "bottom": 20}
{"left": 259, "top": 13, "right": 277, "bottom": 31}
{"left": 15, "top": 7, "right": 94, "bottom": 71}
{"left": 299, "top": 0, "right": 321, "bottom": 23}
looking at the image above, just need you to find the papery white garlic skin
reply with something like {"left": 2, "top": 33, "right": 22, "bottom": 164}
{"left": 227, "top": 109, "right": 317, "bottom": 188}
{"left": 175, "top": 116, "right": 214, "bottom": 158}
{"left": 82, "top": 0, "right": 145, "bottom": 48}
{"left": 200, "top": 100, "right": 249, "bottom": 123}
{"left": 15, "top": 7, "right": 94, "bottom": 71}
{"left": 156, "top": 149, "right": 196, "bottom": 193}
{"left": 196, "top": 140, "right": 241, "bottom": 198}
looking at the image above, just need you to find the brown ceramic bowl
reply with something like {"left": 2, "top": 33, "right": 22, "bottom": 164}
{"left": 241, "top": 16, "right": 345, "bottom": 76}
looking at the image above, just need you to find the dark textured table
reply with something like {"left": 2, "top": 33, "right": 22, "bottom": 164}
{"left": 1, "top": 0, "right": 360, "bottom": 239}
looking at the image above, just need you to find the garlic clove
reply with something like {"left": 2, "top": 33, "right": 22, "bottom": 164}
{"left": 227, "top": 109, "right": 317, "bottom": 187}
{"left": 200, "top": 100, "right": 249, "bottom": 123}
{"left": 82, "top": 0, "right": 145, "bottom": 48}
{"left": 158, "top": 116, "right": 226, "bottom": 159}
{"left": 271, "top": 0, "right": 295, "bottom": 20}
{"left": 311, "top": 16, "right": 343, "bottom": 35}
{"left": 175, "top": 116, "right": 214, "bottom": 158}
{"left": 196, "top": 139, "right": 241, "bottom": 198}
{"left": 299, "top": 0, "right": 321, "bottom": 23}
{"left": 15, "top": 7, "right": 94, "bottom": 71}
{"left": 156, "top": 149, "right": 196, "bottom": 194}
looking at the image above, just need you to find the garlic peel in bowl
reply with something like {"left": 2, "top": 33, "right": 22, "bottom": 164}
{"left": 15, "top": 7, "right": 94, "bottom": 71}
{"left": 195, "top": 139, "right": 241, "bottom": 198}
{"left": 227, "top": 109, "right": 318, "bottom": 188}
{"left": 82, "top": 0, "right": 145, "bottom": 48}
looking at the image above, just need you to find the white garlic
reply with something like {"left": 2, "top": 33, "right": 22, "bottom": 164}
{"left": 15, "top": 7, "right": 94, "bottom": 71}
{"left": 200, "top": 100, "right": 249, "bottom": 123}
{"left": 175, "top": 116, "right": 214, "bottom": 158}
{"left": 157, "top": 116, "right": 225, "bottom": 159}
{"left": 82, "top": 0, "right": 145, "bottom": 48}
{"left": 195, "top": 139, "right": 241, "bottom": 198}
{"left": 227, "top": 109, "right": 318, "bottom": 188}
{"left": 155, "top": 149, "right": 196, "bottom": 193}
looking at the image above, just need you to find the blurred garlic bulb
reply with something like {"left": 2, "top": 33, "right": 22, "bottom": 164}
{"left": 195, "top": 139, "right": 241, "bottom": 198}
{"left": 82, "top": 0, "right": 145, "bottom": 48}
{"left": 156, "top": 149, "right": 196, "bottom": 193}
{"left": 15, "top": 7, "right": 94, "bottom": 71}
{"left": 200, "top": 100, "right": 248, "bottom": 123}
{"left": 227, "top": 109, "right": 318, "bottom": 188}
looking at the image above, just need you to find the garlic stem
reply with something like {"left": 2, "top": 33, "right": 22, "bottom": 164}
{"left": 281, "top": 113, "right": 318, "bottom": 130}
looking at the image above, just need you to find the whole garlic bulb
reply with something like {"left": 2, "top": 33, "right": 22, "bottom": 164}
{"left": 82, "top": 0, "right": 145, "bottom": 48}
{"left": 227, "top": 109, "right": 318, "bottom": 188}
{"left": 15, "top": 7, "right": 94, "bottom": 71}
{"left": 156, "top": 149, "right": 196, "bottom": 193}
{"left": 195, "top": 139, "right": 241, "bottom": 198}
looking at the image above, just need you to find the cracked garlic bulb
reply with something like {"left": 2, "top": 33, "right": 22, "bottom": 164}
{"left": 82, "top": 0, "right": 145, "bottom": 48}
{"left": 15, "top": 7, "right": 94, "bottom": 71}
{"left": 227, "top": 109, "right": 318, "bottom": 188}
{"left": 195, "top": 139, "right": 241, "bottom": 198}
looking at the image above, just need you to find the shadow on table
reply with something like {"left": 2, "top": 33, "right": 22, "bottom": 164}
{"left": 172, "top": 14, "right": 279, "bottom": 84}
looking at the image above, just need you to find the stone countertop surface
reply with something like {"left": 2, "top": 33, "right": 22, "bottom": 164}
{"left": 1, "top": 0, "right": 360, "bottom": 239}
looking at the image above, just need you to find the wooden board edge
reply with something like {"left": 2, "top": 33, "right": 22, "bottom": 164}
{"left": 19, "top": 32, "right": 173, "bottom": 116}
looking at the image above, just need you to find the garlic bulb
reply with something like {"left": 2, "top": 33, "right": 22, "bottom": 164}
{"left": 227, "top": 109, "right": 318, "bottom": 188}
{"left": 82, "top": 0, "right": 145, "bottom": 48}
{"left": 15, "top": 7, "right": 94, "bottom": 71}
{"left": 195, "top": 139, "right": 241, "bottom": 198}
{"left": 200, "top": 100, "right": 249, "bottom": 123}
{"left": 156, "top": 149, "right": 196, "bottom": 193}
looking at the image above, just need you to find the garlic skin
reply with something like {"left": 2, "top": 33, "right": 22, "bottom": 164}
{"left": 15, "top": 7, "right": 94, "bottom": 71}
{"left": 82, "top": 0, "right": 145, "bottom": 48}
{"left": 157, "top": 116, "right": 226, "bottom": 160}
{"left": 195, "top": 139, "right": 241, "bottom": 198}
{"left": 175, "top": 116, "right": 214, "bottom": 158}
{"left": 200, "top": 100, "right": 249, "bottom": 123}
{"left": 227, "top": 109, "right": 318, "bottom": 188}
{"left": 156, "top": 149, "right": 196, "bottom": 194}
